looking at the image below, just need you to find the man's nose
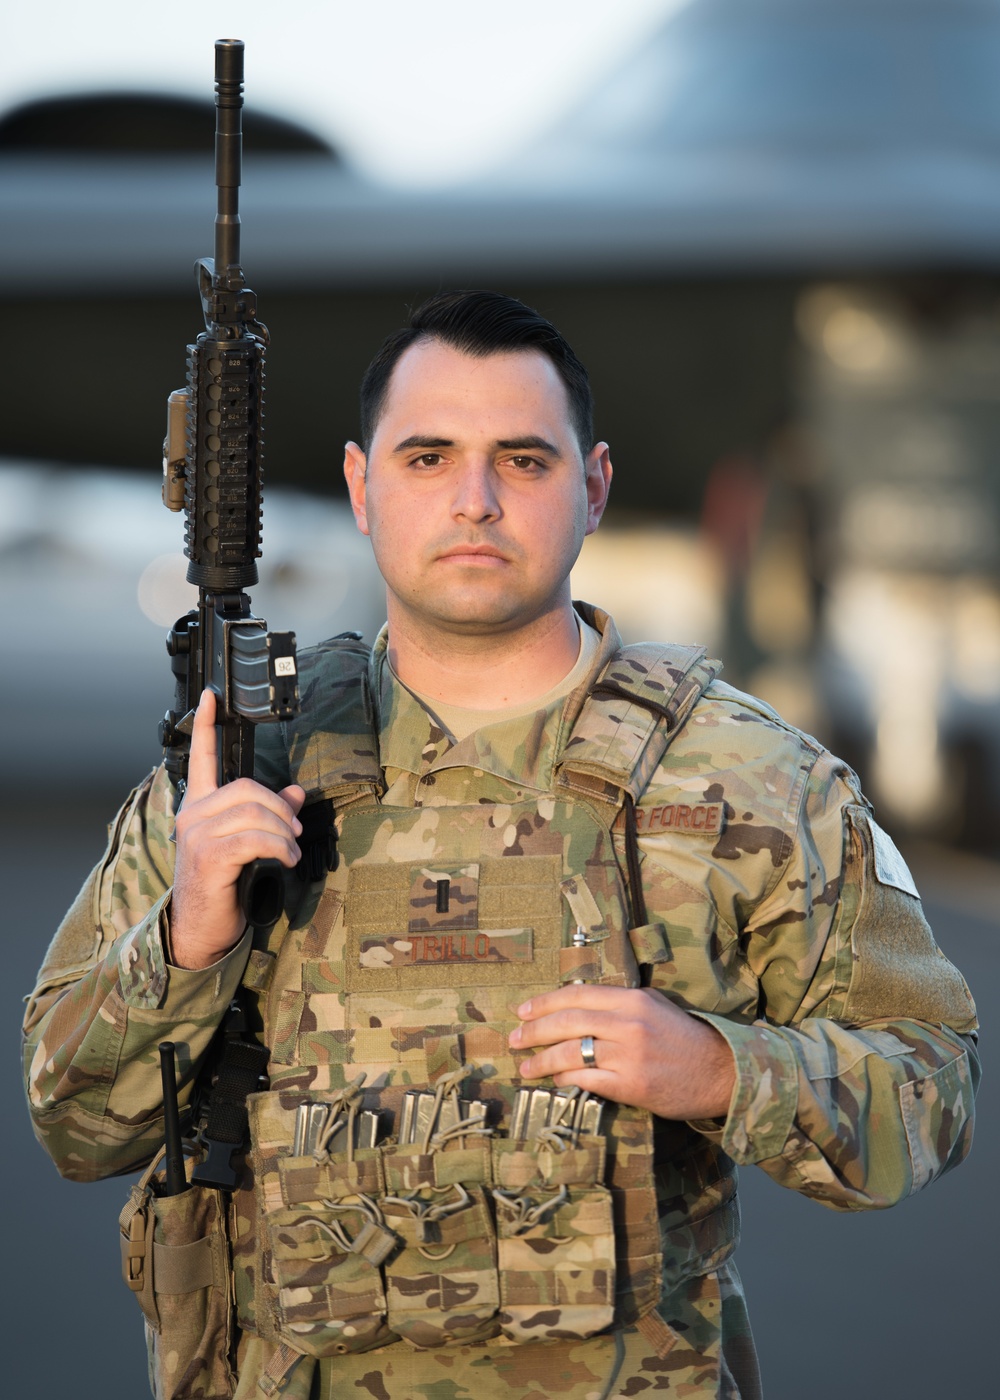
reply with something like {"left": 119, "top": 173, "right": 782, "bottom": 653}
{"left": 451, "top": 458, "right": 501, "bottom": 523}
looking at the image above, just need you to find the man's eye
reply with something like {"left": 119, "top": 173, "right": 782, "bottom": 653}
{"left": 507, "top": 456, "right": 540, "bottom": 470}
{"left": 413, "top": 453, "right": 443, "bottom": 467}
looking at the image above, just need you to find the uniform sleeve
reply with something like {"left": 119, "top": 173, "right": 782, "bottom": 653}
{"left": 659, "top": 752, "right": 978, "bottom": 1211}
{"left": 22, "top": 766, "right": 251, "bottom": 1182}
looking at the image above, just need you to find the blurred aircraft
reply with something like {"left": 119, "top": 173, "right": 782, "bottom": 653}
{"left": 3, "top": 0, "right": 1000, "bottom": 844}
{"left": 6, "top": 0, "right": 1000, "bottom": 293}
{"left": 4, "top": 0, "right": 1000, "bottom": 500}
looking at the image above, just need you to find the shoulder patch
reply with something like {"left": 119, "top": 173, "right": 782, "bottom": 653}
{"left": 869, "top": 821, "right": 920, "bottom": 899}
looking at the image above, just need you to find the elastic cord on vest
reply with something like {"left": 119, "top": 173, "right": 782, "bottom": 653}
{"left": 622, "top": 792, "right": 648, "bottom": 929}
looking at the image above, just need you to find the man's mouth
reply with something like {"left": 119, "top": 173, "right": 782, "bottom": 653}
{"left": 436, "top": 544, "right": 508, "bottom": 563}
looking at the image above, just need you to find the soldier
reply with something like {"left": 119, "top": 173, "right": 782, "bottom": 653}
{"left": 24, "top": 291, "right": 978, "bottom": 1400}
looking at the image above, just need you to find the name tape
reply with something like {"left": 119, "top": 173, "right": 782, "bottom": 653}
{"left": 360, "top": 928, "right": 533, "bottom": 968}
{"left": 634, "top": 802, "right": 724, "bottom": 836}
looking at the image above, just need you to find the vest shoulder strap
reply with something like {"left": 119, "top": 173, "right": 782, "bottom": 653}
{"left": 557, "top": 642, "right": 722, "bottom": 804}
{"left": 259, "top": 634, "right": 383, "bottom": 807}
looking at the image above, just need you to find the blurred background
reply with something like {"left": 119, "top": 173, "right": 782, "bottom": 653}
{"left": 2, "top": 2, "right": 997, "bottom": 1397}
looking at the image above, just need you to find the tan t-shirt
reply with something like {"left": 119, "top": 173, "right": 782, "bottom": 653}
{"left": 395, "top": 619, "right": 602, "bottom": 743}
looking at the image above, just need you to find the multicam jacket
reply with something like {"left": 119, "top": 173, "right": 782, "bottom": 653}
{"left": 23, "top": 606, "right": 979, "bottom": 1400}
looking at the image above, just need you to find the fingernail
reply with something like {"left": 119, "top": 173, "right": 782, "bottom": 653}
{"left": 517, "top": 1000, "right": 531, "bottom": 1017}
{"left": 519, "top": 1059, "right": 533, "bottom": 1078}
{"left": 508, "top": 1026, "right": 521, "bottom": 1047}
{"left": 293, "top": 819, "right": 303, "bottom": 835}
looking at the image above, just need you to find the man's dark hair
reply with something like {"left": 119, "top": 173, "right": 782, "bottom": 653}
{"left": 359, "top": 290, "right": 594, "bottom": 455}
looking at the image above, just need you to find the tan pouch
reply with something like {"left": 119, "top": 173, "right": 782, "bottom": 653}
{"left": 379, "top": 1142, "right": 499, "bottom": 1348}
{"left": 491, "top": 1137, "right": 615, "bottom": 1344}
{"left": 119, "top": 1155, "right": 234, "bottom": 1399}
{"left": 606, "top": 1106, "right": 663, "bottom": 1325}
{"left": 269, "top": 1149, "right": 395, "bottom": 1357}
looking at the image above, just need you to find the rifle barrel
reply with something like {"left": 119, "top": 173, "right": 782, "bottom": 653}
{"left": 214, "top": 38, "right": 244, "bottom": 282}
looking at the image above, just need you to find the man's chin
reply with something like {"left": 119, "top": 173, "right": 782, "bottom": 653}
{"left": 394, "top": 589, "right": 552, "bottom": 637}
{"left": 422, "top": 605, "right": 526, "bottom": 635}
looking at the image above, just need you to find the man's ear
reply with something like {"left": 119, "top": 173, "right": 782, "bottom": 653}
{"left": 343, "top": 442, "right": 370, "bottom": 536}
{"left": 584, "top": 442, "right": 613, "bottom": 535}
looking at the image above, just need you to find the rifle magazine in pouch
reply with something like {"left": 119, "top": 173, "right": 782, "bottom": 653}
{"left": 269, "top": 1149, "right": 395, "bottom": 1358}
{"left": 119, "top": 1159, "right": 234, "bottom": 1400}
{"left": 379, "top": 1142, "right": 499, "bottom": 1348}
{"left": 491, "top": 1136, "right": 615, "bottom": 1344}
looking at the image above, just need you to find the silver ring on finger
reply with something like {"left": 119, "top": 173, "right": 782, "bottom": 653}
{"left": 580, "top": 1034, "right": 597, "bottom": 1068}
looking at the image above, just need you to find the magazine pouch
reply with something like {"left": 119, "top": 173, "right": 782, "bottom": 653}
{"left": 379, "top": 1141, "right": 500, "bottom": 1347}
{"left": 491, "top": 1135, "right": 615, "bottom": 1344}
{"left": 270, "top": 1147, "right": 395, "bottom": 1357}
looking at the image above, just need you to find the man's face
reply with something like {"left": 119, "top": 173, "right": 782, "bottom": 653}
{"left": 344, "top": 339, "right": 612, "bottom": 637}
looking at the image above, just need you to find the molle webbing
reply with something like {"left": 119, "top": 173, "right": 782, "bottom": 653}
{"left": 557, "top": 643, "right": 722, "bottom": 802}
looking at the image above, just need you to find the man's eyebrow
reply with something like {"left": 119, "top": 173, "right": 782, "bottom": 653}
{"left": 494, "top": 436, "right": 560, "bottom": 454}
{"left": 392, "top": 435, "right": 454, "bottom": 453}
{"left": 391, "top": 434, "right": 562, "bottom": 455}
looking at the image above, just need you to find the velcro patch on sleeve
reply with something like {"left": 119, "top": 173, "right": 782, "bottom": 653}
{"left": 869, "top": 820, "right": 920, "bottom": 899}
{"left": 840, "top": 808, "right": 977, "bottom": 1032}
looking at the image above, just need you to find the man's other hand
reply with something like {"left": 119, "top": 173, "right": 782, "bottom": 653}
{"left": 170, "top": 689, "right": 306, "bottom": 970}
{"left": 509, "top": 985, "right": 737, "bottom": 1122}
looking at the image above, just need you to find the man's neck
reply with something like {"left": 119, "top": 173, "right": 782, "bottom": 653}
{"left": 385, "top": 601, "right": 582, "bottom": 709}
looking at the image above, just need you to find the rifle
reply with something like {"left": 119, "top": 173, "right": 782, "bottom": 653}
{"left": 160, "top": 37, "right": 299, "bottom": 934}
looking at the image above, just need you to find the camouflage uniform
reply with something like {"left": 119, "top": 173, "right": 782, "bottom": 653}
{"left": 23, "top": 606, "right": 979, "bottom": 1400}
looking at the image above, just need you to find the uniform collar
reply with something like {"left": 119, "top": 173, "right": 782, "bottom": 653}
{"left": 370, "top": 603, "right": 623, "bottom": 792}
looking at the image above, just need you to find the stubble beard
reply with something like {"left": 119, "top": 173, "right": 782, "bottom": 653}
{"left": 391, "top": 580, "right": 552, "bottom": 640}
{"left": 386, "top": 561, "right": 577, "bottom": 645}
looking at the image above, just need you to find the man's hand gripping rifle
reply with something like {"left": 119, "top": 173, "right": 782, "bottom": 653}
{"left": 160, "top": 39, "right": 299, "bottom": 937}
